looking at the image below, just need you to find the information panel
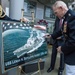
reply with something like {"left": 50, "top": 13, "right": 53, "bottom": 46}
{"left": 0, "top": 20, "right": 48, "bottom": 73}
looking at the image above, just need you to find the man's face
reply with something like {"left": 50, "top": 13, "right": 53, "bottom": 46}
{"left": 53, "top": 7, "right": 63, "bottom": 19}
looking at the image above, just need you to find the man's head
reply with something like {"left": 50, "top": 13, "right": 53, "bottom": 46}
{"left": 52, "top": 1, "right": 68, "bottom": 19}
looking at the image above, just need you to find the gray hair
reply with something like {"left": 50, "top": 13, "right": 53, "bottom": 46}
{"left": 52, "top": 1, "right": 68, "bottom": 9}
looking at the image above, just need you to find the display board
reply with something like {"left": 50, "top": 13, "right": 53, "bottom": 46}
{"left": 0, "top": 20, "right": 48, "bottom": 73}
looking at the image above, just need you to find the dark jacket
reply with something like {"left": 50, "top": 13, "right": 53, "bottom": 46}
{"left": 51, "top": 9, "right": 75, "bottom": 65}
{"left": 52, "top": 17, "right": 64, "bottom": 45}
{"left": 0, "top": 12, "right": 20, "bottom": 22}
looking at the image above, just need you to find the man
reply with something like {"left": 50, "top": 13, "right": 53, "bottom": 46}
{"left": 0, "top": 8, "right": 29, "bottom": 22}
{"left": 46, "top": 1, "right": 75, "bottom": 75}
{"left": 0, "top": 13, "right": 29, "bottom": 22}
{"left": 47, "top": 17, "right": 64, "bottom": 75}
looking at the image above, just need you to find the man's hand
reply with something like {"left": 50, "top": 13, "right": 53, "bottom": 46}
{"left": 57, "top": 46, "right": 62, "bottom": 53}
{"left": 20, "top": 17, "right": 29, "bottom": 23}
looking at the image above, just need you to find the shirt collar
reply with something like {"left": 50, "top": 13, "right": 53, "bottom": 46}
{"left": 62, "top": 9, "right": 71, "bottom": 19}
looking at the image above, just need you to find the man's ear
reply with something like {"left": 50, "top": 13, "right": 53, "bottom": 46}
{"left": 59, "top": 6, "right": 63, "bottom": 9}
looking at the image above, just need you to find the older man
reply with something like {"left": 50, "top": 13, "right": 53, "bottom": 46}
{"left": 46, "top": 1, "right": 75, "bottom": 75}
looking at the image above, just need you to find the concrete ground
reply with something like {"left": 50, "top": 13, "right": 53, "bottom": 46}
{"left": 21, "top": 45, "right": 65, "bottom": 75}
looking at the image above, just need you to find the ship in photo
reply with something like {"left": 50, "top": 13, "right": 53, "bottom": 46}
{"left": 13, "top": 28, "right": 45, "bottom": 58}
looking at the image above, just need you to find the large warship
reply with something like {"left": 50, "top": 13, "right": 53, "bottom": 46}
{"left": 13, "top": 28, "right": 45, "bottom": 58}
